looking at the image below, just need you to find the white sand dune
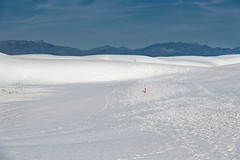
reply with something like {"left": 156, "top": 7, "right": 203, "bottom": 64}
{"left": 1, "top": 52, "right": 240, "bottom": 84}
{"left": 1, "top": 52, "right": 240, "bottom": 160}
{"left": 0, "top": 53, "right": 187, "bottom": 84}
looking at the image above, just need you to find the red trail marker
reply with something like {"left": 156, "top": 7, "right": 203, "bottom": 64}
{"left": 144, "top": 84, "right": 146, "bottom": 93}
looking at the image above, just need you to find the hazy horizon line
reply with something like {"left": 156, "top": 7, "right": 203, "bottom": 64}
{"left": 0, "top": 39, "right": 239, "bottom": 50}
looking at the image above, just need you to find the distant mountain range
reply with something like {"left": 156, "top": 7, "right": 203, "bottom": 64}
{"left": 0, "top": 40, "right": 239, "bottom": 57}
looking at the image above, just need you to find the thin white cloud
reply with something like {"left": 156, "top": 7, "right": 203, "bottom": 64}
{"left": 193, "top": 0, "right": 224, "bottom": 6}
{"left": 210, "top": 0, "right": 225, "bottom": 4}
{"left": 191, "top": 0, "right": 240, "bottom": 18}
{"left": 1, "top": 0, "right": 141, "bottom": 25}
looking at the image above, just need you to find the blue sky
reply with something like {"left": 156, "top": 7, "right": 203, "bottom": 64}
{"left": 0, "top": 0, "right": 239, "bottom": 49}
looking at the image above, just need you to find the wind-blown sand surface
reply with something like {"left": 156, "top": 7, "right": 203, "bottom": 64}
{"left": 1, "top": 53, "right": 240, "bottom": 160}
